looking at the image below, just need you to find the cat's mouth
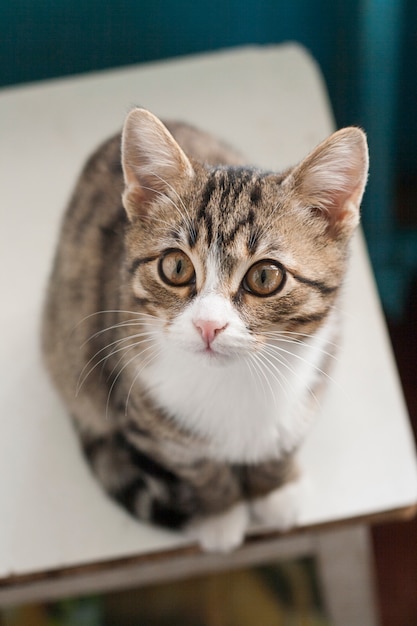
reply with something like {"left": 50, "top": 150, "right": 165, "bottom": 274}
{"left": 193, "top": 343, "right": 237, "bottom": 365}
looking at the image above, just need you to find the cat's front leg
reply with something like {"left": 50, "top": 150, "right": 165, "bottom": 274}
{"left": 251, "top": 477, "right": 305, "bottom": 531}
{"left": 185, "top": 501, "right": 250, "bottom": 553}
{"left": 244, "top": 456, "right": 304, "bottom": 531}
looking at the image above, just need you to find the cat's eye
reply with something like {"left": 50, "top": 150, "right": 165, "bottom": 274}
{"left": 243, "top": 260, "right": 286, "bottom": 297}
{"left": 159, "top": 249, "right": 195, "bottom": 287}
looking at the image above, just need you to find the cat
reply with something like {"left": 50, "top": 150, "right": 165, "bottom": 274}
{"left": 42, "top": 108, "right": 368, "bottom": 552}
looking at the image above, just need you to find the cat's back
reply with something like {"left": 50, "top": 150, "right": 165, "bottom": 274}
{"left": 42, "top": 132, "right": 127, "bottom": 408}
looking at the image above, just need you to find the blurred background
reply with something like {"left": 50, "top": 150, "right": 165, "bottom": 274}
{"left": 1, "top": 2, "right": 416, "bottom": 624}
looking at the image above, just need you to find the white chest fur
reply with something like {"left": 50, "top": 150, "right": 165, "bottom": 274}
{"left": 139, "top": 309, "right": 337, "bottom": 464}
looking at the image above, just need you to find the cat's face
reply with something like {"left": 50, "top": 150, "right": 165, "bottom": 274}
{"left": 121, "top": 109, "right": 368, "bottom": 366}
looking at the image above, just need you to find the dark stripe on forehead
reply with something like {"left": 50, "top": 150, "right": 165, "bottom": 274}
{"left": 219, "top": 170, "right": 235, "bottom": 204}
{"left": 196, "top": 172, "right": 218, "bottom": 247}
{"left": 205, "top": 212, "right": 214, "bottom": 247}
{"left": 219, "top": 209, "right": 256, "bottom": 248}
{"left": 250, "top": 182, "right": 262, "bottom": 206}
{"left": 292, "top": 273, "right": 338, "bottom": 295}
{"left": 198, "top": 173, "right": 217, "bottom": 219}
{"left": 219, "top": 168, "right": 253, "bottom": 205}
{"left": 196, "top": 168, "right": 263, "bottom": 249}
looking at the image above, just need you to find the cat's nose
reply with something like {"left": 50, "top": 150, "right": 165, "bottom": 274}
{"left": 193, "top": 319, "right": 227, "bottom": 346}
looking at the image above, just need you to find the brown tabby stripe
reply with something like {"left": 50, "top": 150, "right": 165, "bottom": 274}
{"left": 134, "top": 296, "right": 152, "bottom": 306}
{"left": 195, "top": 169, "right": 266, "bottom": 250}
{"left": 197, "top": 174, "right": 217, "bottom": 220}
{"left": 249, "top": 183, "right": 262, "bottom": 205}
{"left": 288, "top": 310, "right": 330, "bottom": 325}
{"left": 114, "top": 477, "right": 148, "bottom": 514}
{"left": 219, "top": 209, "right": 255, "bottom": 247}
{"left": 126, "top": 420, "right": 152, "bottom": 438}
{"left": 204, "top": 210, "right": 214, "bottom": 247}
{"left": 150, "top": 500, "right": 191, "bottom": 528}
{"left": 292, "top": 273, "right": 338, "bottom": 295}
{"left": 118, "top": 433, "right": 180, "bottom": 483}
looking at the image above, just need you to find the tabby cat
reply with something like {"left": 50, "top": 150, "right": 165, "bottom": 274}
{"left": 42, "top": 108, "right": 368, "bottom": 552}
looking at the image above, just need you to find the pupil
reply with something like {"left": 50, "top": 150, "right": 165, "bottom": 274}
{"left": 176, "top": 260, "right": 183, "bottom": 275}
{"left": 261, "top": 269, "right": 267, "bottom": 284}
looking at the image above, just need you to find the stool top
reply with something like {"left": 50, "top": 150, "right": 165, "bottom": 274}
{"left": 0, "top": 44, "right": 416, "bottom": 587}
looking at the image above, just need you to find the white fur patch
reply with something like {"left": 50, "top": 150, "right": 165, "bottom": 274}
{"left": 185, "top": 501, "right": 249, "bottom": 552}
{"left": 139, "top": 293, "right": 337, "bottom": 464}
{"left": 251, "top": 475, "right": 308, "bottom": 531}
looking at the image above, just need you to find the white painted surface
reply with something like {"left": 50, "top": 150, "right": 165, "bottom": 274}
{"left": 0, "top": 44, "right": 416, "bottom": 578}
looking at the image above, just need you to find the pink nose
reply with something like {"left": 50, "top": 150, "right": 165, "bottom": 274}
{"left": 194, "top": 319, "right": 227, "bottom": 346}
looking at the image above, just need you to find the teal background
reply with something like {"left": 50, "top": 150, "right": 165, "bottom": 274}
{"left": 1, "top": 0, "right": 416, "bottom": 317}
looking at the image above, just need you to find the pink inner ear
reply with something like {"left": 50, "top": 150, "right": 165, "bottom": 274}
{"left": 121, "top": 109, "right": 195, "bottom": 220}
{"left": 307, "top": 187, "right": 361, "bottom": 236}
{"left": 293, "top": 128, "right": 368, "bottom": 237}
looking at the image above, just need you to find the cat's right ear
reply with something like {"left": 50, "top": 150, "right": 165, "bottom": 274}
{"left": 121, "top": 108, "right": 194, "bottom": 220}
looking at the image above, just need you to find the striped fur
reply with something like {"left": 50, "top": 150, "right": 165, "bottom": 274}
{"left": 42, "top": 109, "right": 368, "bottom": 551}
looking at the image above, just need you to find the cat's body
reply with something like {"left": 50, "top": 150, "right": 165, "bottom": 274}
{"left": 42, "top": 109, "right": 368, "bottom": 551}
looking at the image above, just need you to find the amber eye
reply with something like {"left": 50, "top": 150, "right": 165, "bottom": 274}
{"left": 243, "top": 261, "right": 286, "bottom": 297}
{"left": 159, "top": 250, "right": 195, "bottom": 286}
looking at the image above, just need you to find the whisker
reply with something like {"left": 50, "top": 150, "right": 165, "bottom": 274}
{"left": 242, "top": 354, "right": 267, "bottom": 405}
{"left": 73, "top": 309, "right": 159, "bottom": 332}
{"left": 247, "top": 354, "right": 270, "bottom": 403}
{"left": 149, "top": 171, "right": 194, "bottom": 230}
{"left": 263, "top": 334, "right": 338, "bottom": 362}
{"left": 264, "top": 342, "right": 336, "bottom": 383}
{"left": 81, "top": 318, "right": 162, "bottom": 347}
{"left": 106, "top": 341, "right": 160, "bottom": 419}
{"left": 139, "top": 183, "right": 194, "bottom": 236}
{"left": 263, "top": 329, "right": 340, "bottom": 350}
{"left": 261, "top": 343, "right": 320, "bottom": 408}
{"left": 104, "top": 335, "right": 158, "bottom": 381}
{"left": 76, "top": 333, "right": 155, "bottom": 395}
{"left": 256, "top": 349, "right": 292, "bottom": 405}
{"left": 124, "top": 345, "right": 163, "bottom": 417}
{"left": 249, "top": 352, "right": 279, "bottom": 410}
{"left": 262, "top": 341, "right": 346, "bottom": 400}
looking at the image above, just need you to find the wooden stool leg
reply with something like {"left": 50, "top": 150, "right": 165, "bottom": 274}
{"left": 315, "top": 525, "right": 379, "bottom": 626}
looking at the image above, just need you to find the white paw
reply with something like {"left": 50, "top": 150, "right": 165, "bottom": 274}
{"left": 251, "top": 478, "right": 306, "bottom": 532}
{"left": 186, "top": 502, "right": 249, "bottom": 553}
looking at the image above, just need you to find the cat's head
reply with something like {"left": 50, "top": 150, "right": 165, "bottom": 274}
{"left": 120, "top": 108, "right": 368, "bottom": 364}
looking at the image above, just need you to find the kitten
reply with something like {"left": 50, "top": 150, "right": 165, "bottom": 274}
{"left": 42, "top": 108, "right": 368, "bottom": 552}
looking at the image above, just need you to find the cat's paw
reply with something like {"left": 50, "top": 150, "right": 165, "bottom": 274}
{"left": 186, "top": 502, "right": 249, "bottom": 553}
{"left": 251, "top": 478, "right": 306, "bottom": 531}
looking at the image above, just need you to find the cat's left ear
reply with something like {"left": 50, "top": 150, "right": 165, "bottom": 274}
{"left": 285, "top": 127, "right": 369, "bottom": 237}
{"left": 121, "top": 108, "right": 194, "bottom": 220}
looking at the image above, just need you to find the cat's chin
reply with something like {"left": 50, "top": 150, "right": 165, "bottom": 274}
{"left": 194, "top": 347, "right": 234, "bottom": 366}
